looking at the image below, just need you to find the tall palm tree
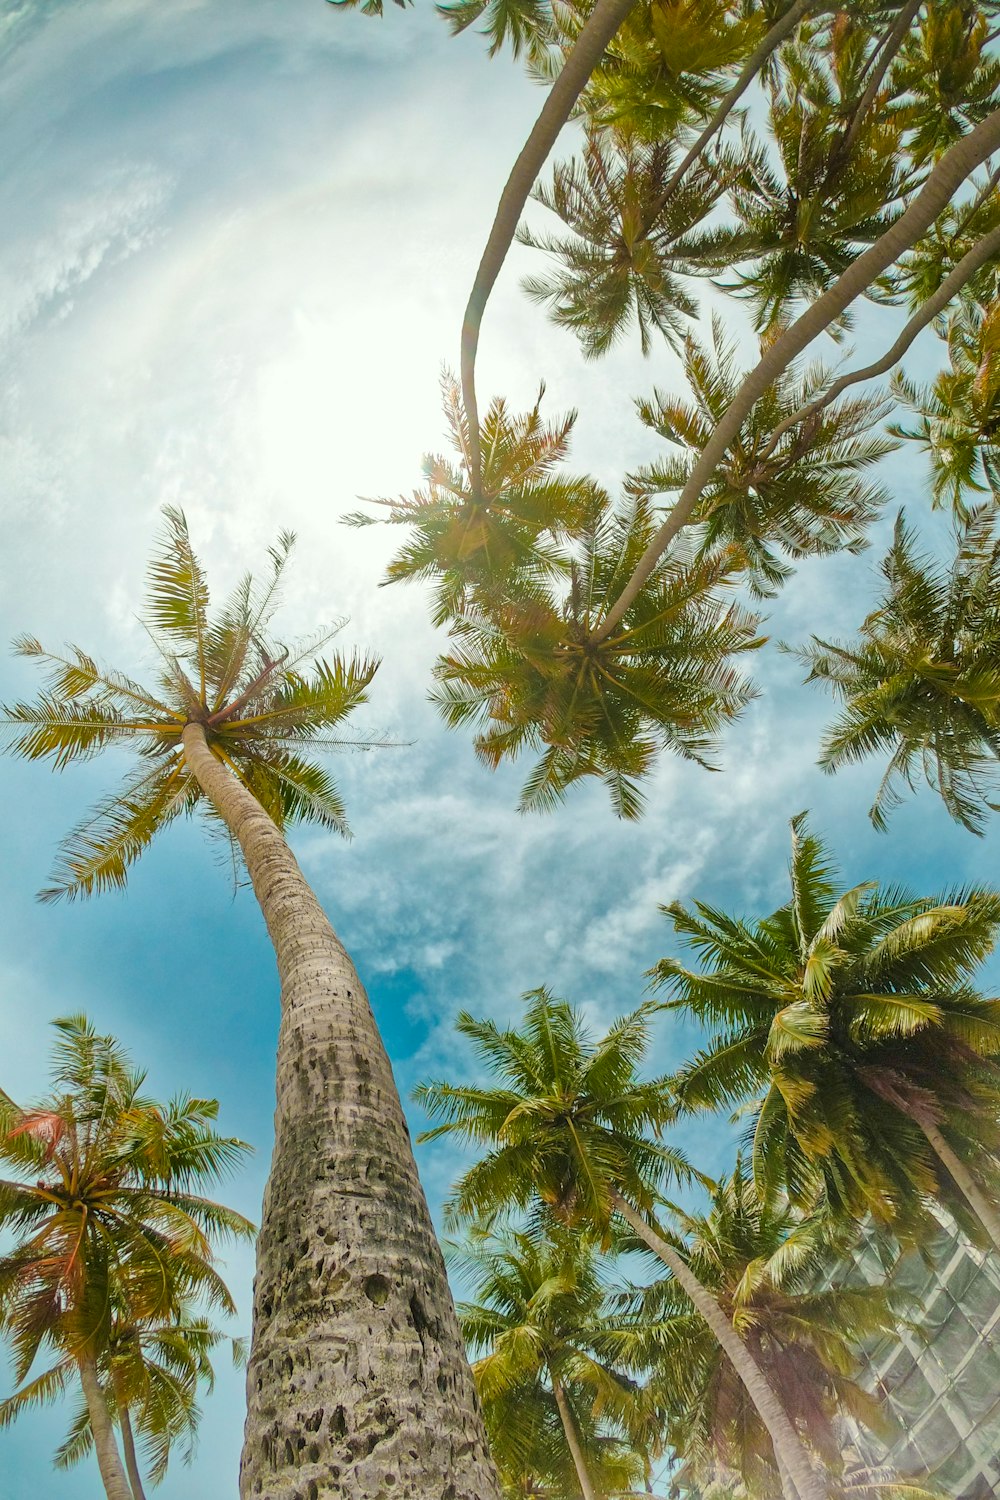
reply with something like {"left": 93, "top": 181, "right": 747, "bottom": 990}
{"left": 415, "top": 990, "right": 830, "bottom": 1500}
{"left": 793, "top": 510, "right": 1000, "bottom": 832}
{"left": 456, "top": 1228, "right": 648, "bottom": 1500}
{"left": 615, "top": 1164, "right": 900, "bottom": 1497}
{"left": 0, "top": 511, "right": 503, "bottom": 1500}
{"left": 655, "top": 815, "right": 1000, "bottom": 1249}
{"left": 0, "top": 1015, "right": 253, "bottom": 1500}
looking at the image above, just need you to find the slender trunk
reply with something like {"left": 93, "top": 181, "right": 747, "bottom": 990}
{"left": 921, "top": 1117, "right": 1000, "bottom": 1254}
{"left": 116, "top": 1397, "right": 149, "bottom": 1500}
{"left": 608, "top": 1190, "right": 828, "bottom": 1500}
{"left": 777, "top": 1451, "right": 801, "bottom": 1500}
{"left": 461, "top": 0, "right": 637, "bottom": 495}
{"left": 77, "top": 1356, "right": 133, "bottom": 1500}
{"left": 181, "top": 722, "right": 501, "bottom": 1500}
{"left": 551, "top": 1371, "right": 597, "bottom": 1500}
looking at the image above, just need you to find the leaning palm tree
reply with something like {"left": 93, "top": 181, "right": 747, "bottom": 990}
{"left": 0, "top": 1015, "right": 253, "bottom": 1500}
{"left": 0, "top": 511, "right": 503, "bottom": 1500}
{"left": 793, "top": 509, "right": 1000, "bottom": 832}
{"left": 617, "top": 1164, "right": 900, "bottom": 1497}
{"left": 416, "top": 990, "right": 829, "bottom": 1500}
{"left": 456, "top": 1227, "right": 648, "bottom": 1500}
{"left": 655, "top": 815, "right": 1000, "bottom": 1250}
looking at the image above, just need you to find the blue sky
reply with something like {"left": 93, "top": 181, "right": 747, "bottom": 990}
{"left": 1, "top": 2, "right": 998, "bottom": 1496}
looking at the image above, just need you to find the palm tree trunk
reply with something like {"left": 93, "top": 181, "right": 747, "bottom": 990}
{"left": 116, "top": 1397, "right": 149, "bottom": 1500}
{"left": 608, "top": 1190, "right": 827, "bottom": 1500}
{"left": 181, "top": 721, "right": 501, "bottom": 1500}
{"left": 777, "top": 1451, "right": 801, "bottom": 1500}
{"left": 77, "top": 1356, "right": 133, "bottom": 1500}
{"left": 461, "top": 0, "right": 637, "bottom": 495}
{"left": 920, "top": 1117, "right": 1000, "bottom": 1253}
{"left": 551, "top": 1371, "right": 596, "bottom": 1500}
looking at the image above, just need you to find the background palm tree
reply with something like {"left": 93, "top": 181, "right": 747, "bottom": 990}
{"left": 416, "top": 989, "right": 830, "bottom": 1500}
{"left": 656, "top": 814, "right": 1000, "bottom": 1248}
{"left": 616, "top": 1164, "right": 900, "bottom": 1497}
{"left": 0, "top": 509, "right": 503, "bottom": 1500}
{"left": 15, "top": 1299, "right": 246, "bottom": 1500}
{"left": 456, "top": 1227, "right": 649, "bottom": 1499}
{"left": 793, "top": 509, "right": 1000, "bottom": 832}
{"left": 0, "top": 1015, "right": 252, "bottom": 1500}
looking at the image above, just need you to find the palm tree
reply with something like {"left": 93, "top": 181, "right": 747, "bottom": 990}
{"left": 415, "top": 989, "right": 830, "bottom": 1500}
{"left": 655, "top": 814, "right": 1000, "bottom": 1250}
{"left": 347, "top": 371, "right": 605, "bottom": 625}
{"left": 456, "top": 1227, "right": 648, "bottom": 1499}
{"left": 615, "top": 1164, "right": 900, "bottom": 1497}
{"left": 793, "top": 509, "right": 1000, "bottom": 832}
{"left": 0, "top": 1015, "right": 253, "bottom": 1500}
{"left": 9, "top": 1298, "right": 245, "bottom": 1500}
{"left": 0, "top": 511, "right": 503, "bottom": 1500}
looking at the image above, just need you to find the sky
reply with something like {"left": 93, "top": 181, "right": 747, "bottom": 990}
{"left": 1, "top": 3, "right": 998, "bottom": 1496}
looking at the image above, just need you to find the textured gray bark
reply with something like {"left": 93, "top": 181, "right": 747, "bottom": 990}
{"left": 551, "top": 1372, "right": 596, "bottom": 1500}
{"left": 181, "top": 723, "right": 501, "bottom": 1500}
{"left": 116, "top": 1397, "right": 149, "bottom": 1500}
{"left": 77, "top": 1356, "right": 133, "bottom": 1500}
{"left": 608, "top": 1190, "right": 828, "bottom": 1500}
{"left": 922, "top": 1118, "right": 1000, "bottom": 1254}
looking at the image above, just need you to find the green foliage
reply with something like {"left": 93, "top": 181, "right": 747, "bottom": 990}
{"left": 895, "top": 2, "right": 1000, "bottom": 166}
{"left": 723, "top": 21, "right": 913, "bottom": 329}
{"left": 2, "top": 509, "right": 380, "bottom": 899}
{"left": 630, "top": 318, "right": 894, "bottom": 595}
{"left": 655, "top": 815, "right": 1000, "bottom": 1231}
{"left": 457, "top": 1228, "right": 650, "bottom": 1497}
{"left": 794, "top": 509, "right": 1000, "bottom": 831}
{"left": 354, "top": 0, "right": 1000, "bottom": 822}
{"left": 0, "top": 1017, "right": 253, "bottom": 1482}
{"left": 519, "top": 131, "right": 743, "bottom": 357}
{"left": 347, "top": 374, "right": 605, "bottom": 624}
{"left": 892, "top": 294, "right": 1000, "bottom": 513}
{"left": 432, "top": 500, "right": 762, "bottom": 818}
{"left": 415, "top": 988, "right": 694, "bottom": 1235}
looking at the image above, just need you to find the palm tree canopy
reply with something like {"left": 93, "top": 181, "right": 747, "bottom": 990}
{"left": 793, "top": 509, "right": 1000, "bottom": 832}
{"left": 654, "top": 815, "right": 1000, "bottom": 1230}
{"left": 0, "top": 1016, "right": 253, "bottom": 1398}
{"left": 346, "top": 373, "right": 606, "bottom": 625}
{"left": 519, "top": 131, "right": 744, "bottom": 359}
{"left": 415, "top": 988, "right": 697, "bottom": 1236}
{"left": 9, "top": 1298, "right": 245, "bottom": 1487}
{"left": 1, "top": 507, "right": 379, "bottom": 900}
{"left": 629, "top": 317, "right": 894, "bottom": 597}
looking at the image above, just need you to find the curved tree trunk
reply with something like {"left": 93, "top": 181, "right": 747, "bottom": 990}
{"left": 920, "top": 1118, "right": 1000, "bottom": 1253}
{"left": 460, "top": 0, "right": 637, "bottom": 494}
{"left": 116, "top": 1396, "right": 149, "bottom": 1500}
{"left": 77, "top": 1355, "right": 133, "bottom": 1500}
{"left": 181, "top": 722, "right": 501, "bottom": 1500}
{"left": 551, "top": 1371, "right": 596, "bottom": 1500}
{"left": 608, "top": 1190, "right": 827, "bottom": 1500}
